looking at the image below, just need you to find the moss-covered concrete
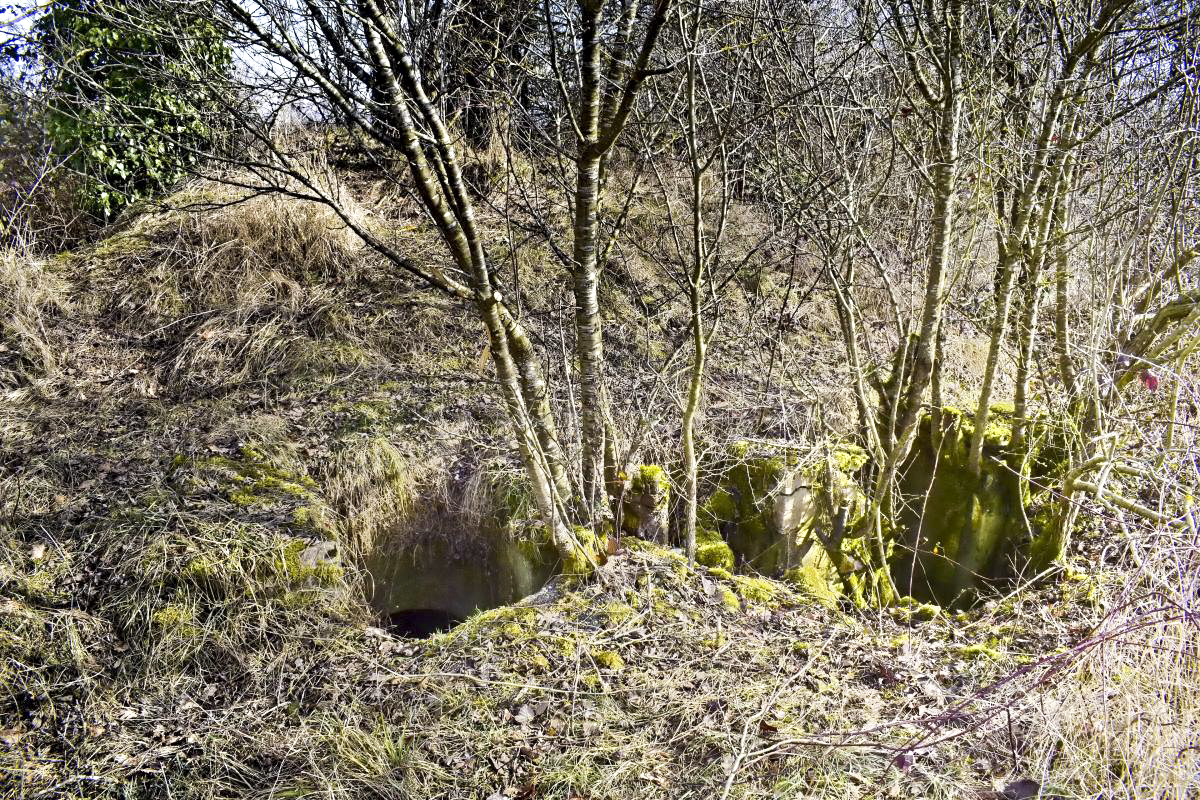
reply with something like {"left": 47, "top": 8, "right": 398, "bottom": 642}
{"left": 362, "top": 466, "right": 572, "bottom": 624}
{"left": 366, "top": 533, "right": 559, "bottom": 622}
{"left": 698, "top": 441, "right": 867, "bottom": 606}
{"left": 621, "top": 464, "right": 670, "bottom": 543}
{"left": 891, "top": 406, "right": 1055, "bottom": 606}
{"left": 699, "top": 444, "right": 791, "bottom": 574}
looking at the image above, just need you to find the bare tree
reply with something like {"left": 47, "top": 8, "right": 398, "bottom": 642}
{"left": 187, "top": 0, "right": 675, "bottom": 564}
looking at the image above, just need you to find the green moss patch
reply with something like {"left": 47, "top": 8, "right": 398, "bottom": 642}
{"left": 891, "top": 406, "right": 1064, "bottom": 606}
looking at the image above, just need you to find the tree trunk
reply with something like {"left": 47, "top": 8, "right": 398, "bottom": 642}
{"left": 572, "top": 149, "right": 608, "bottom": 518}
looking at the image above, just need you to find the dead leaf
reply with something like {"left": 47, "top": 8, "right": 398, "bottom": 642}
{"left": 638, "top": 771, "right": 668, "bottom": 786}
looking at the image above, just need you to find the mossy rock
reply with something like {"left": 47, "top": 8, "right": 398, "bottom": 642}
{"left": 273, "top": 538, "right": 344, "bottom": 587}
{"left": 698, "top": 441, "right": 866, "bottom": 589}
{"left": 890, "top": 406, "right": 1062, "bottom": 606}
{"left": 621, "top": 464, "right": 670, "bottom": 542}
{"left": 695, "top": 527, "right": 734, "bottom": 571}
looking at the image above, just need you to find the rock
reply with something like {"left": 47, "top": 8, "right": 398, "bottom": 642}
{"left": 621, "top": 465, "right": 670, "bottom": 543}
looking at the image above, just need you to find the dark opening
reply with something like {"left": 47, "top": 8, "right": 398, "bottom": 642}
{"left": 385, "top": 608, "right": 464, "bottom": 639}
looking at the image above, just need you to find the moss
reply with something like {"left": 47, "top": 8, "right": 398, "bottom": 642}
{"left": 452, "top": 605, "right": 537, "bottom": 642}
{"left": 631, "top": 465, "right": 669, "bottom": 501}
{"left": 561, "top": 527, "right": 605, "bottom": 577}
{"left": 831, "top": 444, "right": 868, "bottom": 472}
{"left": 911, "top": 602, "right": 941, "bottom": 622}
{"left": 1058, "top": 570, "right": 1104, "bottom": 609}
{"left": 191, "top": 447, "right": 320, "bottom": 516}
{"left": 17, "top": 550, "right": 74, "bottom": 606}
{"left": 782, "top": 564, "right": 839, "bottom": 610}
{"left": 151, "top": 603, "right": 199, "bottom": 636}
{"left": 700, "top": 440, "right": 866, "bottom": 580}
{"left": 19, "top": 567, "right": 70, "bottom": 605}
{"left": 623, "top": 464, "right": 671, "bottom": 539}
{"left": 591, "top": 650, "right": 624, "bottom": 671}
{"left": 956, "top": 642, "right": 1004, "bottom": 661}
{"left": 230, "top": 473, "right": 311, "bottom": 506}
{"left": 601, "top": 602, "right": 635, "bottom": 625}
{"left": 702, "top": 488, "right": 737, "bottom": 526}
{"left": 717, "top": 586, "right": 741, "bottom": 612}
{"left": 180, "top": 555, "right": 221, "bottom": 585}
{"left": 271, "top": 538, "right": 343, "bottom": 587}
{"left": 733, "top": 575, "right": 779, "bottom": 606}
{"left": 890, "top": 597, "right": 942, "bottom": 623}
{"left": 695, "top": 527, "right": 734, "bottom": 571}
{"left": 290, "top": 505, "right": 317, "bottom": 529}
{"left": 279, "top": 590, "right": 322, "bottom": 610}
{"left": 981, "top": 404, "right": 1015, "bottom": 448}
{"left": 891, "top": 407, "right": 1038, "bottom": 605}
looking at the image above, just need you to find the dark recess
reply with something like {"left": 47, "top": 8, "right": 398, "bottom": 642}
{"left": 386, "top": 608, "right": 463, "bottom": 638}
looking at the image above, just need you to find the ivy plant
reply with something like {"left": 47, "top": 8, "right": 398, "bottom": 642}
{"left": 38, "top": 0, "right": 229, "bottom": 217}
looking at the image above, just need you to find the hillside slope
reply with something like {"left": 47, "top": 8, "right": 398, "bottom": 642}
{"left": 0, "top": 188, "right": 1182, "bottom": 799}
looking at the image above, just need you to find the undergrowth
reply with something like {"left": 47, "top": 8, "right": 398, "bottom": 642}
{"left": 0, "top": 179, "right": 1195, "bottom": 800}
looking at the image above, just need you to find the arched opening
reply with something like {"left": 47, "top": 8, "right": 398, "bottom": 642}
{"left": 364, "top": 534, "right": 559, "bottom": 640}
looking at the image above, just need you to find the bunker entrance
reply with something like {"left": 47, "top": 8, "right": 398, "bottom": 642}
{"left": 365, "top": 535, "right": 558, "bottom": 640}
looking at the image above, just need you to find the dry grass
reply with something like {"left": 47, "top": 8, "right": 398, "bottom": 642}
{"left": 1028, "top": 523, "right": 1200, "bottom": 798}
{"left": 1008, "top": 354, "right": 1200, "bottom": 799}
{"left": 0, "top": 246, "right": 69, "bottom": 388}
{"left": 75, "top": 173, "right": 376, "bottom": 395}
{"left": 4, "top": 138, "right": 1197, "bottom": 800}
{"left": 322, "top": 435, "right": 417, "bottom": 556}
